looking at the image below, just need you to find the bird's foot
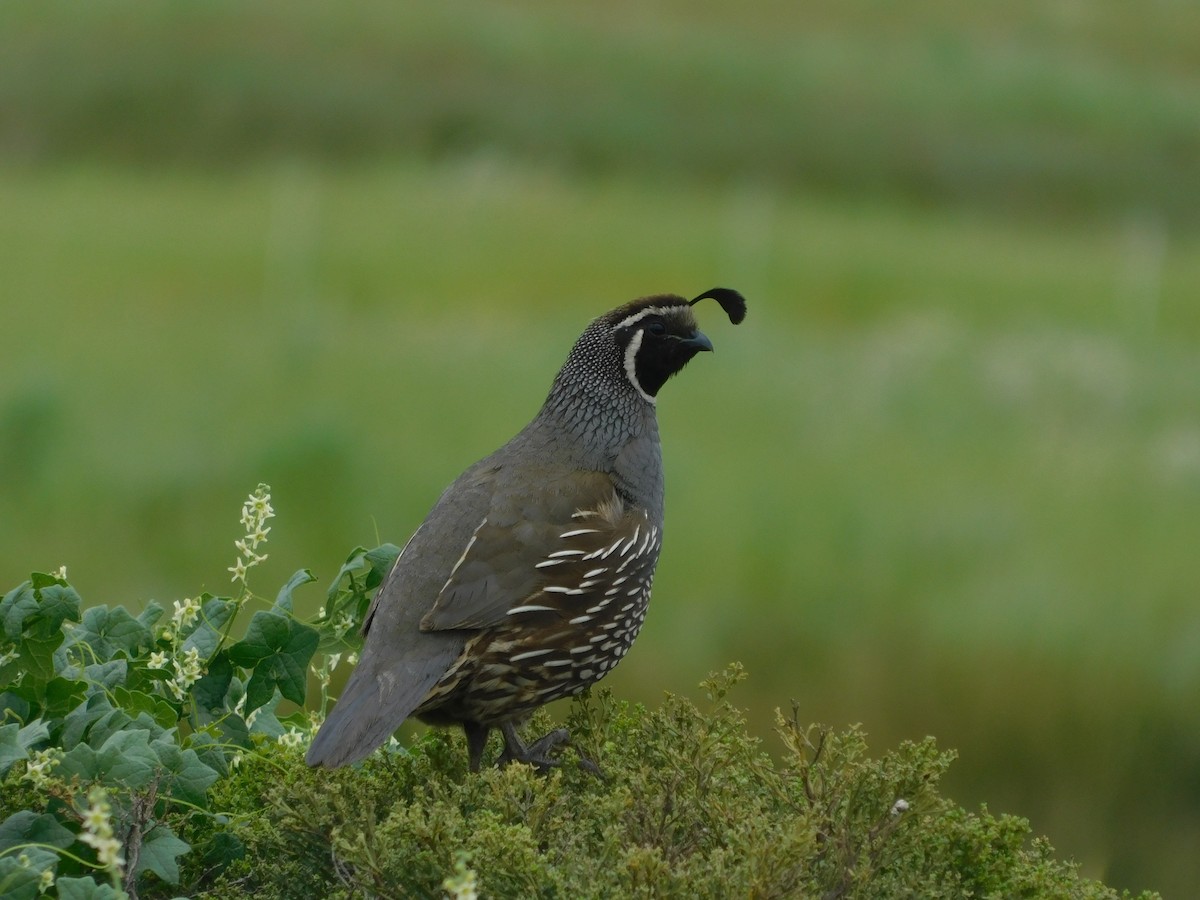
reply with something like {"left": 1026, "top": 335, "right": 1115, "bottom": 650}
{"left": 498, "top": 723, "right": 603, "bottom": 777}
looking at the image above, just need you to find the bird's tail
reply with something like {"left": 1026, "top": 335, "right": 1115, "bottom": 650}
{"left": 305, "top": 634, "right": 464, "bottom": 768}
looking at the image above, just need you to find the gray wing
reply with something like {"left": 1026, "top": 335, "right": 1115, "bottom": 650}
{"left": 305, "top": 463, "right": 501, "bottom": 768}
{"left": 419, "top": 468, "right": 620, "bottom": 631}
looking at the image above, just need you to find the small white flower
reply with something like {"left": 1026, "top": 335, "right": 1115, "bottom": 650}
{"left": 166, "top": 647, "right": 205, "bottom": 699}
{"left": 171, "top": 597, "right": 202, "bottom": 630}
{"left": 0, "top": 647, "right": 18, "bottom": 668}
{"left": 148, "top": 651, "right": 168, "bottom": 670}
{"left": 228, "top": 558, "right": 248, "bottom": 582}
{"left": 278, "top": 727, "right": 304, "bottom": 749}
{"left": 442, "top": 857, "right": 478, "bottom": 900}
{"left": 326, "top": 652, "right": 342, "bottom": 672}
{"left": 51, "top": 565, "right": 68, "bottom": 581}
{"left": 23, "top": 749, "right": 60, "bottom": 788}
{"left": 39, "top": 868, "right": 54, "bottom": 890}
{"left": 79, "top": 787, "right": 124, "bottom": 875}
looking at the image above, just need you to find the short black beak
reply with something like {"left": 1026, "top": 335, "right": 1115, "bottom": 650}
{"left": 681, "top": 330, "right": 714, "bottom": 352}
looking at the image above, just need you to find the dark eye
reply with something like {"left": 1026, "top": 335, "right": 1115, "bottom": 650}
{"left": 645, "top": 320, "right": 667, "bottom": 336}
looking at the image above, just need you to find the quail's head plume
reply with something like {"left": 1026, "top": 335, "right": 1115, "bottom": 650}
{"left": 306, "top": 288, "right": 747, "bottom": 772}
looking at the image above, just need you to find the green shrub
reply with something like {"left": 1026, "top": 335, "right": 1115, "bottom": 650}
{"left": 0, "top": 487, "right": 1158, "bottom": 898}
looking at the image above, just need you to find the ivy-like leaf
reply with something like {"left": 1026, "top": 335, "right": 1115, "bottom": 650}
{"left": 112, "top": 686, "right": 178, "bottom": 732}
{"left": 60, "top": 693, "right": 113, "bottom": 751}
{"left": 133, "top": 823, "right": 190, "bottom": 885}
{"left": 181, "top": 595, "right": 237, "bottom": 660}
{"left": 324, "top": 544, "right": 400, "bottom": 605}
{"left": 192, "top": 651, "right": 233, "bottom": 712}
{"left": 0, "top": 809, "right": 75, "bottom": 852}
{"left": 273, "top": 568, "right": 316, "bottom": 615}
{"left": 24, "top": 577, "right": 82, "bottom": 638}
{"left": 70, "top": 605, "right": 153, "bottom": 662}
{"left": 188, "top": 729, "right": 237, "bottom": 778}
{"left": 0, "top": 691, "right": 30, "bottom": 725}
{"left": 55, "top": 877, "right": 125, "bottom": 900}
{"left": 59, "top": 728, "right": 161, "bottom": 789}
{"left": 40, "top": 676, "right": 89, "bottom": 721}
{"left": 82, "top": 659, "right": 127, "bottom": 691}
{"left": 0, "top": 582, "right": 37, "bottom": 641}
{"left": 246, "top": 690, "right": 285, "bottom": 738}
{"left": 137, "top": 600, "right": 164, "bottom": 630}
{"left": 0, "top": 857, "right": 41, "bottom": 900}
{"left": 227, "top": 612, "right": 318, "bottom": 711}
{"left": 172, "top": 747, "right": 221, "bottom": 806}
{"left": 0, "top": 719, "right": 49, "bottom": 777}
{"left": 13, "top": 633, "right": 63, "bottom": 688}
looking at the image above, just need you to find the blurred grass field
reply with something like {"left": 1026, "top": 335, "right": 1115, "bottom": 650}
{"left": 2, "top": 1, "right": 1199, "bottom": 894}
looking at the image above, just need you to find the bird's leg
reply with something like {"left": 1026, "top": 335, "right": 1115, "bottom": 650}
{"left": 463, "top": 721, "right": 491, "bottom": 773}
{"left": 497, "top": 721, "right": 566, "bottom": 770}
{"left": 498, "top": 722, "right": 603, "bottom": 777}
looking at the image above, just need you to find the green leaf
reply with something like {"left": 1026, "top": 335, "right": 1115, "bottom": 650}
{"left": 41, "top": 676, "right": 89, "bottom": 720}
{"left": 14, "top": 633, "right": 63, "bottom": 688}
{"left": 26, "top": 582, "right": 82, "bottom": 638}
{"left": 0, "top": 725, "right": 24, "bottom": 775}
{"left": 324, "top": 544, "right": 399, "bottom": 605}
{"left": 70, "top": 605, "right": 153, "bottom": 661}
{"left": 188, "top": 729, "right": 239, "bottom": 778}
{"left": 59, "top": 728, "right": 161, "bottom": 789}
{"left": 84, "top": 707, "right": 139, "bottom": 748}
{"left": 245, "top": 689, "right": 284, "bottom": 738}
{"left": 137, "top": 600, "right": 164, "bottom": 629}
{"left": 227, "top": 612, "right": 318, "bottom": 711}
{"left": 364, "top": 543, "right": 401, "bottom": 585}
{"left": 133, "top": 823, "right": 189, "bottom": 885}
{"left": 111, "top": 687, "right": 178, "bottom": 732}
{"left": 0, "top": 857, "right": 41, "bottom": 900}
{"left": 0, "top": 810, "right": 75, "bottom": 852}
{"left": 82, "top": 659, "right": 127, "bottom": 690}
{"left": 61, "top": 693, "right": 110, "bottom": 751}
{"left": 98, "top": 728, "right": 161, "bottom": 789}
{"left": 150, "top": 737, "right": 219, "bottom": 807}
{"left": 0, "top": 719, "right": 49, "bottom": 777}
{"left": 55, "top": 876, "right": 125, "bottom": 900}
{"left": 181, "top": 595, "right": 237, "bottom": 660}
{"left": 273, "top": 568, "right": 316, "bottom": 615}
{"left": 0, "top": 691, "right": 30, "bottom": 725}
{"left": 0, "top": 811, "right": 74, "bottom": 883}
{"left": 0, "top": 582, "right": 37, "bottom": 640}
{"left": 191, "top": 651, "right": 233, "bottom": 711}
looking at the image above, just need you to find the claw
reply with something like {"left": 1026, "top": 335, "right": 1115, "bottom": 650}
{"left": 497, "top": 722, "right": 604, "bottom": 777}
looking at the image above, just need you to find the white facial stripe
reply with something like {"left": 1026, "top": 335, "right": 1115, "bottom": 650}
{"left": 611, "top": 305, "right": 677, "bottom": 332}
{"left": 622, "top": 328, "right": 656, "bottom": 404}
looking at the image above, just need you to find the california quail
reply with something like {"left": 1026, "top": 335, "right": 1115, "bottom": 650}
{"left": 306, "top": 289, "right": 747, "bottom": 772}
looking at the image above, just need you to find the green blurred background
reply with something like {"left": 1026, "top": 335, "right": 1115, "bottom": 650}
{"left": 2, "top": 1, "right": 1198, "bottom": 894}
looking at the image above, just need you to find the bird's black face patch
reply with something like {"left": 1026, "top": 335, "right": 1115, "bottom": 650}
{"left": 611, "top": 303, "right": 710, "bottom": 400}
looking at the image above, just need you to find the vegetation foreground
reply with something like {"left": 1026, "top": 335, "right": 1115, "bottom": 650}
{"left": 0, "top": 489, "right": 1157, "bottom": 898}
